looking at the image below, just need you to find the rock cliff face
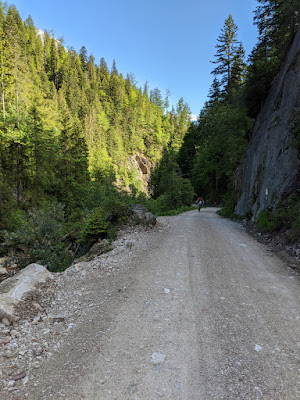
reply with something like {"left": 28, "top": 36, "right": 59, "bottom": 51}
{"left": 236, "top": 28, "right": 300, "bottom": 217}
{"left": 129, "top": 153, "right": 152, "bottom": 192}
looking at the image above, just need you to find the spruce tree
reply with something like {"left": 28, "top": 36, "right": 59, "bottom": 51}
{"left": 207, "top": 77, "right": 222, "bottom": 106}
{"left": 211, "top": 15, "right": 245, "bottom": 92}
{"left": 79, "top": 46, "right": 88, "bottom": 71}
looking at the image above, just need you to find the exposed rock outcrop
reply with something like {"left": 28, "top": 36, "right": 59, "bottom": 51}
{"left": 129, "top": 153, "right": 152, "bottom": 192}
{"left": 236, "top": 28, "right": 300, "bottom": 217}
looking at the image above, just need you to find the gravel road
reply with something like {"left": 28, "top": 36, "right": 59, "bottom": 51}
{"left": 7, "top": 208, "right": 300, "bottom": 399}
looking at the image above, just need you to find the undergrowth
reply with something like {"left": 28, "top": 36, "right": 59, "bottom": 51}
{"left": 0, "top": 181, "right": 195, "bottom": 272}
{"left": 254, "top": 192, "right": 300, "bottom": 242}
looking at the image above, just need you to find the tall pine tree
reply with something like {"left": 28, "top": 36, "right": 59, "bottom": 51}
{"left": 211, "top": 15, "right": 245, "bottom": 93}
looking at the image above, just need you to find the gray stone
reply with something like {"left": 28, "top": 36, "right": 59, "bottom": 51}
{"left": 4, "top": 345, "right": 19, "bottom": 358}
{"left": 47, "top": 315, "right": 65, "bottom": 324}
{"left": 0, "top": 263, "right": 53, "bottom": 322}
{"left": 151, "top": 352, "right": 166, "bottom": 365}
{"left": 10, "top": 370, "right": 26, "bottom": 381}
{"left": 10, "top": 330, "right": 20, "bottom": 338}
{"left": 131, "top": 204, "right": 156, "bottom": 226}
{"left": 2, "top": 317, "right": 11, "bottom": 326}
{"left": 32, "top": 302, "right": 44, "bottom": 312}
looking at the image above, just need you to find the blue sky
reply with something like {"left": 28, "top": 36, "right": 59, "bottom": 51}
{"left": 13, "top": 0, "right": 259, "bottom": 118}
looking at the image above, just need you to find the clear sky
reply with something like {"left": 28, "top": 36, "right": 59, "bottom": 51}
{"left": 12, "top": 0, "right": 259, "bottom": 118}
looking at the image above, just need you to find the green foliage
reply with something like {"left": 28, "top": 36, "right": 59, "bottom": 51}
{"left": 150, "top": 150, "right": 194, "bottom": 212}
{"left": 0, "top": 3, "right": 192, "bottom": 270}
{"left": 78, "top": 181, "right": 133, "bottom": 248}
{"left": 271, "top": 193, "right": 300, "bottom": 241}
{"left": 256, "top": 209, "right": 279, "bottom": 232}
{"left": 253, "top": 194, "right": 300, "bottom": 241}
{"left": 177, "top": 123, "right": 200, "bottom": 178}
{"left": 79, "top": 206, "right": 110, "bottom": 241}
{"left": 0, "top": 202, "right": 71, "bottom": 271}
{"left": 190, "top": 104, "right": 253, "bottom": 204}
{"left": 211, "top": 15, "right": 246, "bottom": 93}
{"left": 244, "top": 0, "right": 300, "bottom": 118}
{"left": 82, "top": 182, "right": 132, "bottom": 222}
{"left": 217, "top": 191, "right": 241, "bottom": 220}
{"left": 155, "top": 206, "right": 195, "bottom": 217}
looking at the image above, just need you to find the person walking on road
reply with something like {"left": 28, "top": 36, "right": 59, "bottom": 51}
{"left": 196, "top": 196, "right": 204, "bottom": 212}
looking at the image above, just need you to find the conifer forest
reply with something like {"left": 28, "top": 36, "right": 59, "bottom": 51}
{"left": 0, "top": 1, "right": 300, "bottom": 271}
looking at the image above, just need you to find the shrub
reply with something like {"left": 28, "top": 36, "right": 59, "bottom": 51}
{"left": 79, "top": 206, "right": 110, "bottom": 241}
{"left": 256, "top": 209, "right": 278, "bottom": 232}
{"left": 0, "top": 202, "right": 71, "bottom": 272}
{"left": 218, "top": 191, "right": 241, "bottom": 220}
{"left": 272, "top": 192, "right": 300, "bottom": 241}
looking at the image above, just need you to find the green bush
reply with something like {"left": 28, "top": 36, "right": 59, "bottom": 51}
{"left": 256, "top": 209, "right": 278, "bottom": 232}
{"left": 157, "top": 206, "right": 194, "bottom": 216}
{"left": 76, "top": 182, "right": 133, "bottom": 254}
{"left": 272, "top": 192, "right": 300, "bottom": 241}
{"left": 82, "top": 182, "right": 132, "bottom": 221}
{"left": 217, "top": 191, "right": 241, "bottom": 220}
{"left": 0, "top": 202, "right": 71, "bottom": 272}
{"left": 79, "top": 206, "right": 110, "bottom": 241}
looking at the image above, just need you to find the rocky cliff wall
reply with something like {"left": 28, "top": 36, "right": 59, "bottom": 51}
{"left": 128, "top": 153, "right": 152, "bottom": 193}
{"left": 236, "top": 28, "right": 300, "bottom": 217}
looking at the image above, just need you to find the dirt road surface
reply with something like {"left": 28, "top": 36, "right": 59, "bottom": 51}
{"left": 11, "top": 208, "right": 300, "bottom": 399}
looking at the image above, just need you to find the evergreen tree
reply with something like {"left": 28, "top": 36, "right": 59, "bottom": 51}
{"left": 27, "top": 96, "right": 58, "bottom": 203}
{"left": 0, "top": 2, "right": 193, "bottom": 229}
{"left": 207, "top": 77, "right": 222, "bottom": 106}
{"left": 254, "top": 0, "right": 300, "bottom": 54}
{"left": 79, "top": 45, "right": 88, "bottom": 71}
{"left": 191, "top": 103, "right": 252, "bottom": 203}
{"left": 211, "top": 15, "right": 245, "bottom": 93}
{"left": 228, "top": 43, "right": 246, "bottom": 90}
{"left": 56, "top": 101, "right": 89, "bottom": 217}
{"left": 48, "top": 38, "right": 60, "bottom": 89}
{"left": 244, "top": 0, "right": 300, "bottom": 117}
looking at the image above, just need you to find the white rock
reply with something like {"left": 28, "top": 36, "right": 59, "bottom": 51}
{"left": 2, "top": 317, "right": 11, "bottom": 326}
{"left": 32, "top": 315, "right": 42, "bottom": 324}
{"left": 10, "top": 330, "right": 20, "bottom": 338}
{"left": 163, "top": 288, "right": 170, "bottom": 294}
{"left": 0, "top": 263, "right": 52, "bottom": 322}
{"left": 31, "top": 361, "right": 40, "bottom": 369}
{"left": 151, "top": 352, "right": 166, "bottom": 365}
{"left": 254, "top": 344, "right": 262, "bottom": 352}
{"left": 4, "top": 346, "right": 19, "bottom": 359}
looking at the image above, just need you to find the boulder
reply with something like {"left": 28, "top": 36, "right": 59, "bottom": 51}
{"left": 131, "top": 204, "right": 156, "bottom": 226}
{"left": 0, "top": 264, "right": 53, "bottom": 323}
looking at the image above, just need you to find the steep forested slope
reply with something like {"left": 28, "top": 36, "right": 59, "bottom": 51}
{"left": 0, "top": 3, "right": 193, "bottom": 271}
{"left": 0, "top": 3, "right": 191, "bottom": 227}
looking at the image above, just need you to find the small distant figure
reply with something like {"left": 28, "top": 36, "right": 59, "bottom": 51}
{"left": 196, "top": 196, "right": 204, "bottom": 212}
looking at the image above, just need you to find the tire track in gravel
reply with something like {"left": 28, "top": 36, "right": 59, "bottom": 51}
{"left": 15, "top": 208, "right": 300, "bottom": 400}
